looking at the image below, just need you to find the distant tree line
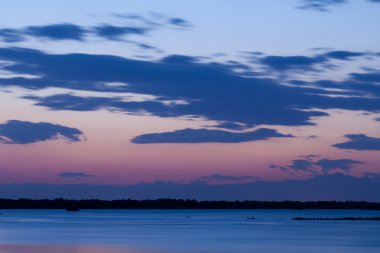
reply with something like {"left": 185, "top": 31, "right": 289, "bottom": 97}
{"left": 0, "top": 198, "right": 379, "bottom": 210}
{"left": 293, "top": 217, "right": 380, "bottom": 220}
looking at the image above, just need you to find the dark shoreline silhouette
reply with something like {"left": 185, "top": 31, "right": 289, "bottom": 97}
{"left": 293, "top": 217, "right": 380, "bottom": 220}
{"left": 0, "top": 198, "right": 380, "bottom": 210}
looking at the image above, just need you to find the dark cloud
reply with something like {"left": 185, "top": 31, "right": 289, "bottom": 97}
{"left": 333, "top": 134, "right": 380, "bottom": 150}
{"left": 0, "top": 120, "right": 84, "bottom": 144}
{"left": 0, "top": 24, "right": 87, "bottom": 42}
{"left": 0, "top": 23, "right": 146, "bottom": 42}
{"left": 199, "top": 174, "right": 257, "bottom": 181}
{"left": 323, "top": 50, "right": 365, "bottom": 60}
{"left": 92, "top": 25, "right": 148, "bottom": 40}
{"left": 259, "top": 51, "right": 367, "bottom": 72}
{"left": 24, "top": 24, "right": 87, "bottom": 41}
{"left": 0, "top": 47, "right": 379, "bottom": 129}
{"left": 131, "top": 128, "right": 293, "bottom": 144}
{"left": 271, "top": 156, "right": 364, "bottom": 174}
{"left": 315, "top": 158, "right": 364, "bottom": 171}
{"left": 271, "top": 159, "right": 315, "bottom": 174}
{"left": 290, "top": 159, "right": 316, "bottom": 172}
{"left": 260, "top": 55, "right": 324, "bottom": 71}
{"left": 0, "top": 29, "right": 24, "bottom": 42}
{"left": 298, "top": 0, "right": 346, "bottom": 11}
{"left": 160, "top": 54, "right": 199, "bottom": 64}
{"left": 58, "top": 172, "right": 93, "bottom": 178}
{"left": 350, "top": 71, "right": 380, "bottom": 83}
{"left": 168, "top": 18, "right": 191, "bottom": 28}
{"left": 309, "top": 70, "right": 380, "bottom": 98}
{"left": 24, "top": 94, "right": 173, "bottom": 115}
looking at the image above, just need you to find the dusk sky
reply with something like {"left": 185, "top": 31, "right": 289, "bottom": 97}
{"left": 0, "top": 0, "right": 379, "bottom": 199}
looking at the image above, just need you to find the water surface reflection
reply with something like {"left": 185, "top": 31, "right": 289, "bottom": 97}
{"left": 0, "top": 244, "right": 135, "bottom": 253}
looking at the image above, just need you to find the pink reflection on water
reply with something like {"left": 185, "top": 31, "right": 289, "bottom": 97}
{"left": 0, "top": 244, "right": 141, "bottom": 253}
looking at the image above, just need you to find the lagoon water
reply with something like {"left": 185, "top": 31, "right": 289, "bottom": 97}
{"left": 0, "top": 209, "right": 379, "bottom": 253}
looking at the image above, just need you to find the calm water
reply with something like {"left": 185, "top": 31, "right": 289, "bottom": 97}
{"left": 0, "top": 209, "right": 379, "bottom": 253}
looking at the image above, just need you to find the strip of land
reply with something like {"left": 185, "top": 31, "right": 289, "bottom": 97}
{"left": 0, "top": 245, "right": 131, "bottom": 253}
{"left": 0, "top": 199, "right": 379, "bottom": 209}
{"left": 293, "top": 217, "right": 380, "bottom": 220}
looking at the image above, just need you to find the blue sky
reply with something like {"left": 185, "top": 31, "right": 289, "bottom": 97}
{"left": 2, "top": 0, "right": 379, "bottom": 56}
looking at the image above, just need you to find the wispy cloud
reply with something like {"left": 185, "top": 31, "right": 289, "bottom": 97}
{"left": 271, "top": 156, "right": 364, "bottom": 175}
{"left": 298, "top": 0, "right": 380, "bottom": 11}
{"left": 298, "top": 0, "right": 346, "bottom": 12}
{"left": 0, "top": 13, "right": 191, "bottom": 44}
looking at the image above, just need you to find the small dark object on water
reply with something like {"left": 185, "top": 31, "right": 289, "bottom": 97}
{"left": 247, "top": 217, "right": 255, "bottom": 220}
{"left": 65, "top": 207, "right": 80, "bottom": 212}
{"left": 293, "top": 217, "right": 380, "bottom": 221}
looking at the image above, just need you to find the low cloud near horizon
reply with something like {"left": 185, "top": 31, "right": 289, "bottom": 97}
{"left": 271, "top": 156, "right": 364, "bottom": 175}
{"left": 198, "top": 174, "right": 258, "bottom": 182}
{"left": 0, "top": 173, "right": 379, "bottom": 201}
{"left": 58, "top": 172, "right": 93, "bottom": 178}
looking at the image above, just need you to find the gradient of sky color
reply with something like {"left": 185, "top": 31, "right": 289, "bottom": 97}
{"left": 0, "top": 0, "right": 379, "bottom": 199}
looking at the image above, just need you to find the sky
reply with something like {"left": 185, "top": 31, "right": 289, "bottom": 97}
{"left": 0, "top": 0, "right": 379, "bottom": 200}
